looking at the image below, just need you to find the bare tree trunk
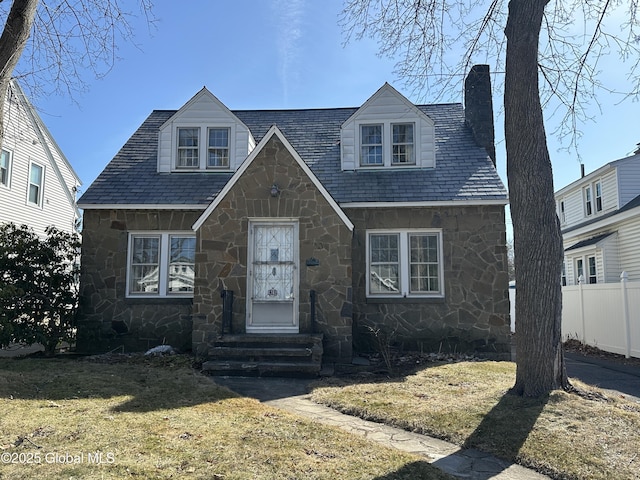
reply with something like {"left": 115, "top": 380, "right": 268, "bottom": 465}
{"left": 0, "top": 0, "right": 39, "bottom": 144}
{"left": 505, "top": 0, "right": 569, "bottom": 397}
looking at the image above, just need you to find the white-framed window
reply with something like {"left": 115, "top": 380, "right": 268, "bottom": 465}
{"left": 594, "top": 181, "right": 603, "bottom": 213}
{"left": 583, "top": 186, "right": 593, "bottom": 216}
{"left": 561, "top": 260, "right": 567, "bottom": 286}
{"left": 575, "top": 258, "right": 584, "bottom": 284}
{"left": 366, "top": 229, "right": 444, "bottom": 298}
{"left": 559, "top": 200, "right": 566, "bottom": 224}
{"left": 27, "top": 162, "right": 44, "bottom": 206}
{"left": 207, "top": 127, "right": 230, "bottom": 168}
{"left": 587, "top": 255, "right": 597, "bottom": 284}
{"left": 177, "top": 127, "right": 200, "bottom": 169}
{"left": 359, "top": 121, "right": 416, "bottom": 167}
{"left": 391, "top": 123, "right": 415, "bottom": 165}
{"left": 360, "top": 124, "right": 383, "bottom": 166}
{"left": 0, "top": 148, "right": 11, "bottom": 188}
{"left": 127, "top": 232, "right": 196, "bottom": 297}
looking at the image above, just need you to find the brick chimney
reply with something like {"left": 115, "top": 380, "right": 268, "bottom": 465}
{"left": 464, "top": 64, "right": 496, "bottom": 166}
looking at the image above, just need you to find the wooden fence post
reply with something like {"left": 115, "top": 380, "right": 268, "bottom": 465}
{"left": 620, "top": 271, "right": 631, "bottom": 359}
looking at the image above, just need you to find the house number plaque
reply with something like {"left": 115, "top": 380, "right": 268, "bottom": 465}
{"left": 268, "top": 288, "right": 278, "bottom": 297}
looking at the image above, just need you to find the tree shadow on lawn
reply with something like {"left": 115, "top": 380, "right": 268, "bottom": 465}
{"left": 0, "top": 355, "right": 240, "bottom": 413}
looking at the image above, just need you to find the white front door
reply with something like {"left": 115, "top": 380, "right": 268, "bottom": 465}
{"left": 247, "top": 220, "right": 299, "bottom": 333}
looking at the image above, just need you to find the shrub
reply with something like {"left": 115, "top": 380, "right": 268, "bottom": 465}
{"left": 0, "top": 223, "right": 80, "bottom": 356}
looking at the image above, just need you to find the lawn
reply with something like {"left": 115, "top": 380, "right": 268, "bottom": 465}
{"left": 310, "top": 360, "right": 640, "bottom": 480}
{"left": 0, "top": 354, "right": 451, "bottom": 480}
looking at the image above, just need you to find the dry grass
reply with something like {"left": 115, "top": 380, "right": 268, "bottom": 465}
{"left": 0, "top": 355, "right": 452, "bottom": 480}
{"left": 310, "top": 361, "right": 640, "bottom": 480}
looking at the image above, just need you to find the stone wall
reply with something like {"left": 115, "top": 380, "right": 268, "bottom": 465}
{"left": 345, "top": 205, "right": 511, "bottom": 357}
{"left": 76, "top": 209, "right": 202, "bottom": 353}
{"left": 193, "top": 134, "right": 353, "bottom": 362}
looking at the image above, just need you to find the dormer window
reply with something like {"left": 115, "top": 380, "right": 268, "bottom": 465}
{"left": 207, "top": 128, "right": 230, "bottom": 168}
{"left": 392, "top": 123, "right": 415, "bottom": 165}
{"left": 360, "top": 125, "right": 383, "bottom": 166}
{"left": 177, "top": 127, "right": 199, "bottom": 168}
{"left": 359, "top": 122, "right": 416, "bottom": 167}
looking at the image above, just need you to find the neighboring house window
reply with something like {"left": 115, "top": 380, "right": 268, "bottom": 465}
{"left": 27, "top": 162, "right": 44, "bottom": 206}
{"left": 576, "top": 258, "right": 584, "bottom": 284}
{"left": 594, "top": 181, "right": 603, "bottom": 213}
{"left": 367, "top": 230, "right": 443, "bottom": 297}
{"left": 588, "top": 255, "right": 597, "bottom": 284}
{"left": 584, "top": 186, "right": 593, "bottom": 216}
{"left": 559, "top": 200, "right": 566, "bottom": 224}
{"left": 177, "top": 127, "right": 199, "bottom": 168}
{"left": 392, "top": 123, "right": 415, "bottom": 165}
{"left": 0, "top": 149, "right": 11, "bottom": 187}
{"left": 127, "top": 233, "right": 196, "bottom": 297}
{"left": 561, "top": 261, "right": 567, "bottom": 286}
{"left": 207, "top": 127, "right": 230, "bottom": 168}
{"left": 360, "top": 124, "right": 383, "bottom": 166}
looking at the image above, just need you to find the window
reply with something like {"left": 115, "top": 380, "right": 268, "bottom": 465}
{"left": 28, "top": 163, "right": 44, "bottom": 206}
{"left": 588, "top": 256, "right": 597, "bottom": 284}
{"left": 559, "top": 200, "right": 566, "bottom": 224}
{"left": 207, "top": 128, "right": 230, "bottom": 168}
{"left": 177, "top": 128, "right": 199, "bottom": 168}
{"left": 584, "top": 186, "right": 593, "bottom": 216}
{"left": 0, "top": 149, "right": 11, "bottom": 187}
{"left": 594, "top": 181, "right": 603, "bottom": 213}
{"left": 360, "top": 124, "right": 383, "bottom": 166}
{"left": 359, "top": 122, "right": 416, "bottom": 167}
{"left": 575, "top": 258, "right": 584, "bottom": 284}
{"left": 367, "top": 230, "right": 443, "bottom": 297}
{"left": 127, "top": 233, "right": 195, "bottom": 297}
{"left": 392, "top": 124, "right": 415, "bottom": 165}
{"left": 561, "top": 261, "right": 567, "bottom": 286}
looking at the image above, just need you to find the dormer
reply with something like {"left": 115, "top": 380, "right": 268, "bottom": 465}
{"left": 340, "top": 83, "right": 435, "bottom": 171}
{"left": 157, "top": 88, "right": 255, "bottom": 173}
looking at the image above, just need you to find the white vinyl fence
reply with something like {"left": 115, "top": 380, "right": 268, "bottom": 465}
{"left": 562, "top": 272, "right": 640, "bottom": 359}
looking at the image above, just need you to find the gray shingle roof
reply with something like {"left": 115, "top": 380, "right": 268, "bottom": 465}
{"left": 78, "top": 104, "right": 507, "bottom": 206}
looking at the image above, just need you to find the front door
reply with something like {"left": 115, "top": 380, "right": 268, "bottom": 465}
{"left": 247, "top": 220, "right": 299, "bottom": 333}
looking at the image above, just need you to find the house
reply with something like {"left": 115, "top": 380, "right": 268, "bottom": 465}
{"left": 0, "top": 80, "right": 81, "bottom": 237}
{"left": 76, "top": 65, "right": 510, "bottom": 372}
{"left": 556, "top": 148, "right": 640, "bottom": 286}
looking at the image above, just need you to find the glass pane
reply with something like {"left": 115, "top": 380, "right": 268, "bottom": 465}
{"left": 361, "top": 145, "right": 383, "bottom": 165}
{"left": 178, "top": 128, "right": 199, "bottom": 147}
{"left": 30, "top": 164, "right": 42, "bottom": 184}
{"left": 371, "top": 234, "right": 398, "bottom": 263}
{"left": 208, "top": 149, "right": 229, "bottom": 167}
{"left": 133, "top": 237, "right": 159, "bottom": 264}
{"left": 131, "top": 265, "right": 159, "bottom": 293}
{"left": 130, "top": 237, "right": 160, "bottom": 294}
{"left": 28, "top": 184, "right": 39, "bottom": 204}
{"left": 392, "top": 124, "right": 413, "bottom": 143}
{"left": 370, "top": 264, "right": 399, "bottom": 293}
{"left": 361, "top": 125, "right": 382, "bottom": 144}
{"left": 178, "top": 149, "right": 199, "bottom": 167}
{"left": 208, "top": 128, "right": 228, "bottom": 147}
{"left": 169, "top": 236, "right": 195, "bottom": 293}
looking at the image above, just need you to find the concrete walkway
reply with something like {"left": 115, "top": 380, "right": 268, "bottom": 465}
{"left": 213, "top": 376, "right": 549, "bottom": 480}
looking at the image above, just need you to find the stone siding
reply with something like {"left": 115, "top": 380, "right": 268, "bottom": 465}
{"left": 345, "top": 205, "right": 510, "bottom": 357}
{"left": 193, "top": 135, "right": 353, "bottom": 362}
{"left": 76, "top": 209, "right": 202, "bottom": 353}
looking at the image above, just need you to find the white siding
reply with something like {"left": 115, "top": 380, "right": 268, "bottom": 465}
{"left": 558, "top": 169, "right": 620, "bottom": 229}
{"left": 600, "top": 169, "right": 618, "bottom": 213}
{"left": 0, "top": 83, "right": 79, "bottom": 237}
{"left": 157, "top": 88, "right": 253, "bottom": 173}
{"left": 340, "top": 84, "right": 435, "bottom": 170}
{"left": 559, "top": 188, "right": 584, "bottom": 228}
{"left": 601, "top": 233, "right": 621, "bottom": 283}
{"left": 615, "top": 214, "right": 640, "bottom": 281}
{"left": 616, "top": 156, "right": 640, "bottom": 207}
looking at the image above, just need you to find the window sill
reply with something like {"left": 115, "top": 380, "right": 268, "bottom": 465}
{"left": 366, "top": 296, "right": 445, "bottom": 304}
{"left": 125, "top": 297, "right": 193, "bottom": 305}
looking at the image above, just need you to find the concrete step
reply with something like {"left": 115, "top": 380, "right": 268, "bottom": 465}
{"left": 204, "top": 333, "right": 323, "bottom": 377}
{"left": 202, "top": 360, "right": 321, "bottom": 377}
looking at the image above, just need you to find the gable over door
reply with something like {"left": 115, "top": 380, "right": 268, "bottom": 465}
{"left": 247, "top": 220, "right": 299, "bottom": 333}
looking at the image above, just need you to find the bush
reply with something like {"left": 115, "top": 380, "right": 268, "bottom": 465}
{"left": 0, "top": 223, "right": 80, "bottom": 356}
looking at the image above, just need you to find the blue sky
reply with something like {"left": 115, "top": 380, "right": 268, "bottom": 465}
{"left": 28, "top": 0, "right": 639, "bottom": 217}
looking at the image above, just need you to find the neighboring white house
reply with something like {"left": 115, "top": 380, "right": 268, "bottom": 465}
{"left": 0, "top": 80, "right": 81, "bottom": 237}
{"left": 555, "top": 148, "right": 640, "bottom": 285}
